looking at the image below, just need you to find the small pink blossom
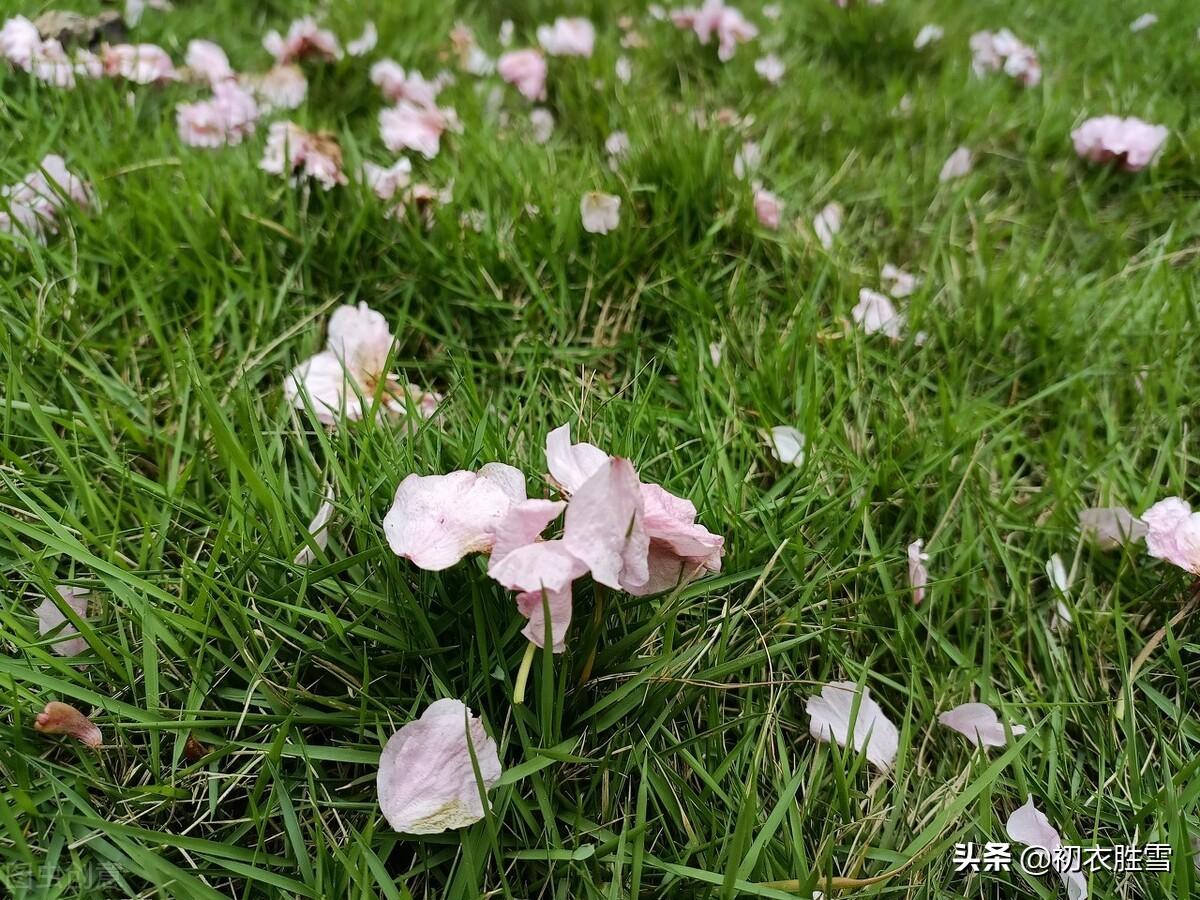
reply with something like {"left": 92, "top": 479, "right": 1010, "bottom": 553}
{"left": 907, "top": 539, "right": 929, "bottom": 604}
{"left": 246, "top": 64, "right": 307, "bottom": 111}
{"left": 263, "top": 17, "right": 341, "bottom": 64}
{"left": 35, "top": 586, "right": 90, "bottom": 657}
{"left": 102, "top": 43, "right": 177, "bottom": 84}
{"left": 380, "top": 100, "right": 461, "bottom": 159}
{"left": 969, "top": 29, "right": 1040, "bottom": 87}
{"left": 260, "top": 121, "right": 348, "bottom": 190}
{"left": 537, "top": 17, "right": 596, "bottom": 57}
{"left": 580, "top": 191, "right": 621, "bottom": 234}
{"left": 1, "top": 154, "right": 93, "bottom": 244}
{"left": 185, "top": 39, "right": 233, "bottom": 85}
{"left": 671, "top": 1, "right": 758, "bottom": 61}
{"left": 0, "top": 16, "right": 40, "bottom": 69}
{"left": 284, "top": 301, "right": 439, "bottom": 424}
{"left": 377, "top": 699, "right": 502, "bottom": 834}
{"left": 1071, "top": 116, "right": 1168, "bottom": 172}
{"left": 752, "top": 183, "right": 782, "bottom": 229}
{"left": 498, "top": 49, "right": 547, "bottom": 101}
{"left": 1142, "top": 497, "right": 1200, "bottom": 574}
{"left": 176, "top": 81, "right": 259, "bottom": 148}
{"left": 35, "top": 701, "right": 102, "bottom": 748}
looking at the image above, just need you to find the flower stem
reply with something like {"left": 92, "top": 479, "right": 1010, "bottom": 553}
{"left": 513, "top": 640, "right": 537, "bottom": 705}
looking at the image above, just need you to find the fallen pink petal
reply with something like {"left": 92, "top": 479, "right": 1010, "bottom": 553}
{"left": 537, "top": 17, "right": 595, "bottom": 58}
{"left": 497, "top": 49, "right": 548, "bottom": 101}
{"left": 34, "top": 586, "right": 90, "bottom": 657}
{"left": 907, "top": 539, "right": 929, "bottom": 604}
{"left": 35, "top": 700, "right": 102, "bottom": 748}
{"left": 580, "top": 191, "right": 621, "bottom": 234}
{"left": 1078, "top": 506, "right": 1147, "bottom": 550}
{"left": 938, "top": 702, "right": 1026, "bottom": 748}
{"left": 806, "top": 681, "right": 899, "bottom": 772}
{"left": 1141, "top": 497, "right": 1200, "bottom": 574}
{"left": 1071, "top": 116, "right": 1168, "bottom": 172}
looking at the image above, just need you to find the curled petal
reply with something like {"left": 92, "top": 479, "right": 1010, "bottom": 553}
{"left": 768, "top": 425, "right": 805, "bottom": 466}
{"left": 938, "top": 702, "right": 1026, "bottom": 748}
{"left": 35, "top": 701, "right": 102, "bottom": 748}
{"left": 545, "top": 424, "right": 610, "bottom": 495}
{"left": 377, "top": 699, "right": 502, "bottom": 834}
{"left": 516, "top": 586, "right": 573, "bottom": 651}
{"left": 294, "top": 483, "right": 336, "bottom": 566}
{"left": 907, "top": 539, "right": 929, "bottom": 605}
{"left": 490, "top": 499, "right": 567, "bottom": 564}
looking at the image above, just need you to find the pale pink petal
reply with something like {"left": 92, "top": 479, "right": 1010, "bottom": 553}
{"left": 370, "top": 61, "right": 443, "bottom": 107}
{"left": 754, "top": 53, "right": 784, "bottom": 84}
{"left": 812, "top": 201, "right": 842, "bottom": 248}
{"left": 185, "top": 39, "right": 233, "bottom": 84}
{"left": 545, "top": 424, "right": 611, "bottom": 495}
{"left": 383, "top": 466, "right": 525, "bottom": 570}
{"left": 362, "top": 158, "right": 413, "bottom": 200}
{"left": 530, "top": 108, "right": 555, "bottom": 144}
{"left": 497, "top": 49, "right": 547, "bottom": 101}
{"left": 913, "top": 24, "right": 943, "bottom": 50}
{"left": 536, "top": 17, "right": 595, "bottom": 57}
{"left": 733, "top": 141, "right": 760, "bottom": 180}
{"left": 260, "top": 121, "right": 347, "bottom": 189}
{"left": 938, "top": 702, "right": 1026, "bottom": 748}
{"left": 939, "top": 146, "right": 973, "bottom": 182}
{"left": 35, "top": 701, "right": 102, "bottom": 748}
{"left": 580, "top": 191, "right": 620, "bottom": 234}
{"left": 1006, "top": 797, "right": 1089, "bottom": 899}
{"left": 487, "top": 539, "right": 588, "bottom": 594}
{"left": 907, "top": 539, "right": 929, "bottom": 604}
{"left": 1046, "top": 553, "right": 1070, "bottom": 593}
{"left": 327, "top": 301, "right": 394, "bottom": 376}
{"left": 563, "top": 458, "right": 650, "bottom": 592}
{"left": 880, "top": 263, "right": 918, "bottom": 298}
{"left": 1078, "top": 506, "right": 1147, "bottom": 550}
{"left": 516, "top": 586, "right": 573, "bottom": 651}
{"left": 1142, "top": 497, "right": 1200, "bottom": 573}
{"left": 1130, "top": 13, "right": 1158, "bottom": 32}
{"left": 263, "top": 17, "right": 341, "bottom": 64}
{"left": 853, "top": 289, "right": 906, "bottom": 339}
{"left": 640, "top": 484, "right": 723, "bottom": 568}
{"left": 672, "top": 1, "right": 758, "bottom": 61}
{"left": 34, "top": 586, "right": 90, "bottom": 657}
{"left": 246, "top": 64, "right": 307, "bottom": 111}
{"left": 294, "top": 483, "right": 336, "bottom": 566}
{"left": 176, "top": 81, "right": 259, "bottom": 148}
{"left": 490, "top": 499, "right": 567, "bottom": 564}
{"left": 969, "top": 29, "right": 1040, "bottom": 87}
{"left": 377, "top": 698, "right": 502, "bottom": 833}
{"left": 806, "top": 681, "right": 899, "bottom": 771}
{"left": 0, "top": 16, "right": 41, "bottom": 69}
{"left": 284, "top": 350, "right": 357, "bottom": 423}
{"left": 752, "top": 183, "right": 782, "bottom": 229}
{"left": 768, "top": 426, "right": 805, "bottom": 467}
{"left": 347, "top": 21, "right": 378, "bottom": 57}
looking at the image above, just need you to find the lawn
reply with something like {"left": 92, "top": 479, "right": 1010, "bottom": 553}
{"left": 1, "top": 0, "right": 1199, "bottom": 897}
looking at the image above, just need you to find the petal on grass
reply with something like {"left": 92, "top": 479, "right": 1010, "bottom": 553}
{"left": 35, "top": 701, "right": 102, "bottom": 748}
{"left": 806, "top": 681, "right": 899, "bottom": 772}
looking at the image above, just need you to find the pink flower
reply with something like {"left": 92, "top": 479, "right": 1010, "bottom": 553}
{"left": 377, "top": 699, "right": 502, "bottom": 834}
{"left": 35, "top": 586, "right": 90, "bottom": 657}
{"left": 1, "top": 154, "right": 93, "bottom": 244}
{"left": 537, "top": 17, "right": 596, "bottom": 57}
{"left": 260, "top": 121, "right": 348, "bottom": 190}
{"left": 347, "top": 22, "right": 378, "bottom": 57}
{"left": 102, "top": 43, "right": 177, "bottom": 84}
{"left": 284, "top": 301, "right": 439, "bottom": 424}
{"left": 752, "top": 183, "right": 782, "bottom": 229}
{"left": 0, "top": 16, "right": 40, "bottom": 69}
{"left": 176, "top": 81, "right": 259, "bottom": 148}
{"left": 580, "top": 191, "right": 621, "bottom": 233}
{"left": 969, "top": 29, "right": 1040, "bottom": 87}
{"left": 35, "top": 701, "right": 102, "bottom": 748}
{"left": 671, "top": 1, "right": 758, "bottom": 62}
{"left": 907, "top": 539, "right": 929, "bottom": 604}
{"left": 1071, "top": 116, "right": 1168, "bottom": 172}
{"left": 498, "top": 49, "right": 547, "bottom": 101}
{"left": 1142, "top": 497, "right": 1200, "bottom": 574}
{"left": 263, "top": 17, "right": 341, "bottom": 64}
{"left": 185, "top": 39, "right": 233, "bottom": 85}
{"left": 246, "top": 64, "right": 307, "bottom": 111}
{"left": 380, "top": 100, "right": 461, "bottom": 159}
{"left": 370, "top": 60, "right": 444, "bottom": 107}
{"left": 939, "top": 703, "right": 1026, "bottom": 748}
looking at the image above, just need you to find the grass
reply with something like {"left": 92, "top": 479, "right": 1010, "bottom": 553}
{"left": 1, "top": 0, "right": 1199, "bottom": 896}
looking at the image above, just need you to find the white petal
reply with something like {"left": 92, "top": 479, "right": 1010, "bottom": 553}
{"left": 938, "top": 702, "right": 1026, "bottom": 748}
{"left": 768, "top": 426, "right": 805, "bottom": 467}
{"left": 294, "top": 483, "right": 336, "bottom": 565}
{"left": 806, "top": 681, "right": 899, "bottom": 771}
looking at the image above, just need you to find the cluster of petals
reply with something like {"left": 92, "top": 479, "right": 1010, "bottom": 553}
{"left": 670, "top": 1, "right": 758, "bottom": 61}
{"left": 260, "top": 121, "right": 348, "bottom": 190}
{"left": 263, "top": 17, "right": 341, "bottom": 64}
{"left": 377, "top": 699, "right": 502, "bottom": 834}
{"left": 177, "top": 80, "right": 260, "bottom": 148}
{"left": 1141, "top": 497, "right": 1200, "bottom": 574}
{"left": 969, "top": 29, "right": 1041, "bottom": 87}
{"left": 537, "top": 17, "right": 595, "bottom": 57}
{"left": 380, "top": 100, "right": 461, "bottom": 160}
{"left": 245, "top": 64, "right": 308, "bottom": 112}
{"left": 1071, "top": 116, "right": 1168, "bottom": 172}
{"left": 102, "top": 43, "right": 177, "bottom": 84}
{"left": 285, "top": 301, "right": 440, "bottom": 425}
{"left": 1, "top": 154, "right": 93, "bottom": 243}
{"left": 371, "top": 61, "right": 447, "bottom": 107}
{"left": 0, "top": 15, "right": 100, "bottom": 89}
{"left": 497, "top": 49, "right": 547, "bottom": 101}
{"left": 384, "top": 425, "right": 724, "bottom": 651}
